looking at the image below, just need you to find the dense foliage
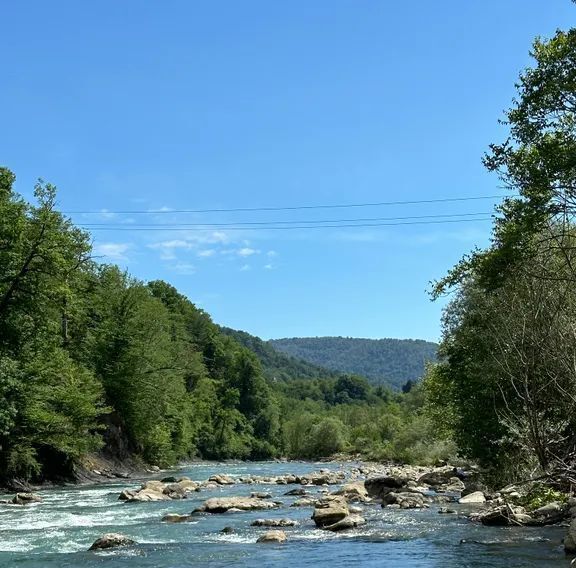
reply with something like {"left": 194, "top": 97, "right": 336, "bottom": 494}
{"left": 425, "top": 28, "right": 576, "bottom": 486}
{"left": 270, "top": 337, "right": 437, "bottom": 389}
{"left": 0, "top": 170, "right": 450, "bottom": 483}
{"left": 219, "top": 327, "right": 341, "bottom": 382}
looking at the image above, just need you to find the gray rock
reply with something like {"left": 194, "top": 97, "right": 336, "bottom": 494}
{"left": 312, "top": 496, "right": 349, "bottom": 527}
{"left": 251, "top": 518, "right": 298, "bottom": 527}
{"left": 89, "top": 533, "right": 136, "bottom": 551}
{"left": 162, "top": 513, "right": 191, "bottom": 523}
{"left": 11, "top": 493, "right": 42, "bottom": 505}
{"left": 458, "top": 491, "right": 486, "bottom": 504}
{"left": 257, "top": 530, "right": 287, "bottom": 543}
{"left": 324, "top": 514, "right": 366, "bottom": 532}
{"left": 195, "top": 496, "right": 280, "bottom": 514}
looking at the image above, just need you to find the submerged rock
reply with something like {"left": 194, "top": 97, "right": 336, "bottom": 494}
{"left": 312, "top": 496, "right": 349, "bottom": 527}
{"left": 257, "top": 530, "right": 287, "bottom": 543}
{"left": 221, "top": 526, "right": 235, "bottom": 534}
{"left": 251, "top": 518, "right": 298, "bottom": 527}
{"left": 89, "top": 533, "right": 136, "bottom": 551}
{"left": 162, "top": 513, "right": 191, "bottom": 523}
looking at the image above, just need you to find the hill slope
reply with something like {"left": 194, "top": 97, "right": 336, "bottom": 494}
{"left": 269, "top": 337, "right": 437, "bottom": 389}
{"left": 219, "top": 327, "right": 341, "bottom": 381}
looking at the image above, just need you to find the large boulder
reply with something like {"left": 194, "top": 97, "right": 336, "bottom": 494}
{"left": 209, "top": 474, "right": 236, "bottom": 485}
{"left": 333, "top": 482, "right": 370, "bottom": 503}
{"left": 195, "top": 496, "right": 280, "bottom": 514}
{"left": 458, "top": 491, "right": 486, "bottom": 504}
{"left": 11, "top": 493, "right": 42, "bottom": 505}
{"left": 478, "top": 505, "right": 532, "bottom": 526}
{"left": 299, "top": 471, "right": 345, "bottom": 486}
{"left": 443, "top": 477, "right": 466, "bottom": 492}
{"left": 257, "top": 530, "right": 287, "bottom": 544}
{"left": 364, "top": 476, "right": 407, "bottom": 498}
{"left": 324, "top": 514, "right": 366, "bottom": 532}
{"left": 383, "top": 492, "right": 428, "bottom": 509}
{"left": 312, "top": 496, "right": 349, "bottom": 527}
{"left": 565, "top": 517, "right": 576, "bottom": 554}
{"left": 417, "top": 468, "right": 454, "bottom": 487}
{"left": 89, "top": 533, "right": 136, "bottom": 551}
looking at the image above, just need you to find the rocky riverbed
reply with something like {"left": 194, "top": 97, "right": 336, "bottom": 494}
{"left": 0, "top": 460, "right": 572, "bottom": 567}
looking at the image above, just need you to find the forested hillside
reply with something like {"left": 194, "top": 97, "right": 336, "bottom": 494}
{"left": 0, "top": 168, "right": 451, "bottom": 485}
{"left": 270, "top": 337, "right": 437, "bottom": 389}
{"left": 219, "top": 327, "right": 342, "bottom": 381}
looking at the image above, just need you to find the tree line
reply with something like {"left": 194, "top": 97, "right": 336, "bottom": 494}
{"left": 424, "top": 27, "right": 576, "bottom": 487}
{"left": 0, "top": 169, "right": 448, "bottom": 483}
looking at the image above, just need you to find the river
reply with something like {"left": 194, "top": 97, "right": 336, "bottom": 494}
{"left": 0, "top": 461, "right": 570, "bottom": 567}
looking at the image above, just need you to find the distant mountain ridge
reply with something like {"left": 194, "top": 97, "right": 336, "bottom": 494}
{"left": 218, "top": 327, "right": 342, "bottom": 382}
{"left": 269, "top": 336, "right": 438, "bottom": 390}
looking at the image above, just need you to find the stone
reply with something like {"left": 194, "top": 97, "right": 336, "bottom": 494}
{"left": 324, "top": 514, "right": 366, "bottom": 532}
{"left": 458, "top": 491, "right": 486, "bottom": 504}
{"left": 250, "top": 492, "right": 271, "bottom": 499}
{"left": 290, "top": 497, "right": 318, "bottom": 507}
{"left": 438, "top": 507, "right": 457, "bottom": 514}
{"left": 209, "top": 474, "right": 236, "bottom": 485}
{"left": 257, "top": 530, "right": 287, "bottom": 544}
{"left": 565, "top": 517, "right": 576, "bottom": 554}
{"left": 251, "top": 518, "right": 298, "bottom": 527}
{"left": 333, "top": 482, "right": 370, "bottom": 503}
{"left": 221, "top": 526, "right": 235, "bottom": 534}
{"left": 89, "top": 533, "right": 136, "bottom": 551}
{"left": 195, "top": 496, "right": 280, "bottom": 514}
{"left": 365, "top": 476, "right": 407, "bottom": 498}
{"left": 284, "top": 488, "right": 306, "bottom": 496}
{"left": 312, "top": 496, "right": 349, "bottom": 527}
{"left": 417, "top": 468, "right": 454, "bottom": 487}
{"left": 11, "top": 493, "right": 42, "bottom": 505}
{"left": 162, "top": 513, "right": 191, "bottom": 523}
{"left": 444, "top": 477, "right": 466, "bottom": 492}
{"left": 383, "top": 492, "right": 427, "bottom": 509}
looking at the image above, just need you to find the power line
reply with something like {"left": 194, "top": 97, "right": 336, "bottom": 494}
{"left": 79, "top": 211, "right": 491, "bottom": 228}
{"left": 84, "top": 217, "right": 493, "bottom": 231}
{"left": 66, "top": 194, "right": 505, "bottom": 215}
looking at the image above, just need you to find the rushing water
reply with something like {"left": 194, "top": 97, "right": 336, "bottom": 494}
{"left": 0, "top": 461, "right": 570, "bottom": 567}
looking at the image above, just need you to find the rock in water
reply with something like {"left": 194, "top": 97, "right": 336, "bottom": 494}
{"left": 364, "top": 476, "right": 407, "bottom": 498}
{"left": 458, "top": 491, "right": 486, "bottom": 504}
{"left": 251, "top": 518, "right": 298, "bottom": 527}
{"left": 89, "top": 533, "right": 136, "bottom": 551}
{"left": 333, "top": 481, "right": 370, "bottom": 503}
{"left": 312, "top": 496, "right": 349, "bottom": 527}
{"left": 12, "top": 493, "right": 42, "bottom": 505}
{"left": 565, "top": 517, "right": 576, "bottom": 554}
{"left": 195, "top": 496, "right": 280, "bottom": 513}
{"left": 162, "top": 513, "right": 191, "bottom": 523}
{"left": 324, "top": 514, "right": 366, "bottom": 532}
{"left": 257, "top": 530, "right": 287, "bottom": 543}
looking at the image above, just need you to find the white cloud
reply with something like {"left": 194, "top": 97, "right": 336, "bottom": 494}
{"left": 148, "top": 239, "right": 195, "bottom": 260}
{"left": 240, "top": 264, "right": 251, "bottom": 271}
{"left": 266, "top": 250, "right": 278, "bottom": 257}
{"left": 93, "top": 242, "right": 131, "bottom": 261}
{"left": 237, "top": 247, "right": 260, "bottom": 257}
{"left": 264, "top": 263, "right": 274, "bottom": 270}
{"left": 197, "top": 249, "right": 216, "bottom": 258}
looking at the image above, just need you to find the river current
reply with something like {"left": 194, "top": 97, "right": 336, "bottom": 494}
{"left": 0, "top": 461, "right": 570, "bottom": 567}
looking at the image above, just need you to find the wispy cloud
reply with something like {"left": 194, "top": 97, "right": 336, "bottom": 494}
{"left": 240, "top": 264, "right": 251, "bottom": 271}
{"left": 266, "top": 250, "right": 278, "bottom": 257}
{"left": 197, "top": 249, "right": 216, "bottom": 258}
{"left": 93, "top": 242, "right": 131, "bottom": 261}
{"left": 237, "top": 247, "right": 260, "bottom": 257}
{"left": 170, "top": 262, "right": 196, "bottom": 275}
{"left": 264, "top": 263, "right": 275, "bottom": 270}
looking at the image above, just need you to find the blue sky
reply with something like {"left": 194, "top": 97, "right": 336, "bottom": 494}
{"left": 2, "top": 1, "right": 573, "bottom": 341}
